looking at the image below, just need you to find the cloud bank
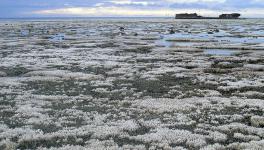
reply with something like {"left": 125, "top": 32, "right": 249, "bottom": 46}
{"left": 1, "top": 0, "right": 264, "bottom": 17}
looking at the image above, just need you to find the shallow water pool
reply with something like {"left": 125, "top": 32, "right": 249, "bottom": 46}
{"left": 49, "top": 33, "right": 65, "bottom": 42}
{"left": 204, "top": 49, "right": 239, "bottom": 56}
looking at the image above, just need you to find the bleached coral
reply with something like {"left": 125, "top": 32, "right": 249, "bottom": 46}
{"left": 227, "top": 140, "right": 264, "bottom": 150}
{"left": 244, "top": 64, "right": 264, "bottom": 71}
{"left": 234, "top": 133, "right": 261, "bottom": 142}
{"left": 250, "top": 116, "right": 264, "bottom": 127}
{"left": 1, "top": 18, "right": 264, "bottom": 150}
{"left": 24, "top": 70, "right": 103, "bottom": 80}
{"left": 132, "top": 128, "right": 206, "bottom": 148}
{"left": 0, "top": 71, "right": 7, "bottom": 77}
{"left": 208, "top": 131, "right": 227, "bottom": 143}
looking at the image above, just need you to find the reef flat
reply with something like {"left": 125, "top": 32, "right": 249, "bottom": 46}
{"left": 0, "top": 18, "right": 264, "bottom": 149}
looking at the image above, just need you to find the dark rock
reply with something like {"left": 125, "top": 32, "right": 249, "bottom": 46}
{"left": 169, "top": 28, "right": 175, "bottom": 34}
{"left": 214, "top": 29, "right": 220, "bottom": 32}
{"left": 119, "top": 27, "right": 125, "bottom": 31}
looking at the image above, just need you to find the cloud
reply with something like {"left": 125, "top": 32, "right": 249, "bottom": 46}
{"left": 34, "top": 6, "right": 264, "bottom": 17}
{"left": 1, "top": 0, "right": 264, "bottom": 17}
{"left": 34, "top": 6, "right": 214, "bottom": 16}
{"left": 164, "top": 0, "right": 225, "bottom": 3}
{"left": 108, "top": 0, "right": 156, "bottom": 6}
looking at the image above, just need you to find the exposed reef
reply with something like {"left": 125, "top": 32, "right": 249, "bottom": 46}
{"left": 0, "top": 18, "right": 263, "bottom": 149}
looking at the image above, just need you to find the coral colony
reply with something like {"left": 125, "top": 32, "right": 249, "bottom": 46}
{"left": 0, "top": 16, "right": 264, "bottom": 149}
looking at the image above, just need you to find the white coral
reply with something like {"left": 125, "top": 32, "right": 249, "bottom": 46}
{"left": 250, "top": 116, "right": 264, "bottom": 127}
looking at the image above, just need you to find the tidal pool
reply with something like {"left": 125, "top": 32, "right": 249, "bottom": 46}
{"left": 204, "top": 49, "right": 239, "bottom": 56}
{"left": 49, "top": 33, "right": 65, "bottom": 42}
{"left": 156, "top": 33, "right": 204, "bottom": 47}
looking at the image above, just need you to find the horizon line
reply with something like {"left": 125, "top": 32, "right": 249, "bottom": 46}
{"left": 1, "top": 16, "right": 264, "bottom": 19}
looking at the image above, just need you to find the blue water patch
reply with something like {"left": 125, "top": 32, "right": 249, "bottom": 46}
{"left": 156, "top": 40, "right": 196, "bottom": 47}
{"left": 49, "top": 33, "right": 65, "bottom": 42}
{"left": 156, "top": 30, "right": 264, "bottom": 48}
{"left": 155, "top": 30, "right": 229, "bottom": 47}
{"left": 156, "top": 33, "right": 201, "bottom": 47}
{"left": 21, "top": 30, "right": 29, "bottom": 36}
{"left": 204, "top": 49, "right": 239, "bottom": 56}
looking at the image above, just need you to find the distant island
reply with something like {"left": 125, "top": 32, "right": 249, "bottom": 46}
{"left": 175, "top": 13, "right": 241, "bottom": 19}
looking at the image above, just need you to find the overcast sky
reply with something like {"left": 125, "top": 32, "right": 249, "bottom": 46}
{"left": 1, "top": 0, "right": 264, "bottom": 18}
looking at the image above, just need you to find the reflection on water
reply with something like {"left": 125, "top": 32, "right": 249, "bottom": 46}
{"left": 49, "top": 33, "right": 65, "bottom": 42}
{"left": 156, "top": 39, "right": 196, "bottom": 47}
{"left": 156, "top": 29, "right": 264, "bottom": 48}
{"left": 204, "top": 49, "right": 239, "bottom": 56}
{"left": 21, "top": 30, "right": 29, "bottom": 36}
{"left": 156, "top": 33, "right": 198, "bottom": 47}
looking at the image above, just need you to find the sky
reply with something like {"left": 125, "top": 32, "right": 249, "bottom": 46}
{"left": 1, "top": 0, "right": 264, "bottom": 18}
